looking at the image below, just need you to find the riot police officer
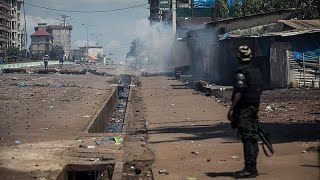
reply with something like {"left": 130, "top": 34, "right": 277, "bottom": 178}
{"left": 228, "top": 45, "right": 263, "bottom": 178}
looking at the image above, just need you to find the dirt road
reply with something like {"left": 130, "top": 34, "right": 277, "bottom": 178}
{"left": 141, "top": 76, "right": 319, "bottom": 180}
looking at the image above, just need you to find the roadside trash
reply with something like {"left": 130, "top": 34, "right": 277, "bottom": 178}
{"left": 87, "top": 145, "right": 95, "bottom": 149}
{"left": 140, "top": 137, "right": 145, "bottom": 141}
{"left": 265, "top": 105, "right": 273, "bottom": 112}
{"left": 17, "top": 82, "right": 31, "bottom": 87}
{"left": 302, "top": 150, "right": 307, "bottom": 153}
{"left": 172, "top": 104, "right": 174, "bottom": 106}
{"left": 76, "top": 140, "right": 84, "bottom": 143}
{"left": 191, "top": 151, "right": 199, "bottom": 155}
{"left": 159, "top": 169, "right": 169, "bottom": 175}
{"left": 186, "top": 118, "right": 191, "bottom": 120}
{"left": 141, "top": 142, "right": 146, "bottom": 147}
{"left": 84, "top": 115, "right": 90, "bottom": 118}
{"left": 41, "top": 128, "right": 49, "bottom": 130}
{"left": 79, "top": 144, "right": 87, "bottom": 148}
{"left": 49, "top": 106, "right": 53, "bottom": 108}
{"left": 11, "top": 77, "right": 19, "bottom": 80}
{"left": 15, "top": 140, "right": 21, "bottom": 144}
{"left": 100, "top": 137, "right": 114, "bottom": 142}
{"left": 114, "top": 136, "right": 123, "bottom": 145}
{"left": 230, "top": 156, "right": 239, "bottom": 159}
{"left": 187, "top": 176, "right": 198, "bottom": 180}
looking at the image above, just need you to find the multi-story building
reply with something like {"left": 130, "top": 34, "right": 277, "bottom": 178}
{"left": 31, "top": 23, "right": 73, "bottom": 58}
{"left": 148, "top": 0, "right": 160, "bottom": 25}
{"left": 9, "top": 0, "right": 23, "bottom": 49}
{"left": 46, "top": 24, "right": 72, "bottom": 59}
{"left": 0, "top": 0, "right": 12, "bottom": 48}
{"left": 30, "top": 23, "right": 53, "bottom": 54}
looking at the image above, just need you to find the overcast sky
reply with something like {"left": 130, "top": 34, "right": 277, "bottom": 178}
{"left": 25, "top": 0, "right": 150, "bottom": 60}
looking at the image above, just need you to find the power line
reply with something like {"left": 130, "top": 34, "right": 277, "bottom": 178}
{"left": 24, "top": 2, "right": 149, "bottom": 13}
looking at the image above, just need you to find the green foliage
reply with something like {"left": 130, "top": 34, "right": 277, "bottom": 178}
{"left": 215, "top": 0, "right": 229, "bottom": 18}
{"left": 49, "top": 46, "right": 64, "bottom": 60}
{"left": 31, "top": 52, "right": 43, "bottom": 60}
{"left": 230, "top": 0, "right": 319, "bottom": 19}
{"left": 233, "top": 0, "right": 244, "bottom": 17}
{"left": 294, "top": 0, "right": 320, "bottom": 19}
{"left": 6, "top": 47, "right": 22, "bottom": 57}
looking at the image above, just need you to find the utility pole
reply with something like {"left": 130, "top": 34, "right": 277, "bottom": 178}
{"left": 21, "top": 0, "right": 28, "bottom": 57}
{"left": 59, "top": 14, "right": 70, "bottom": 27}
{"left": 82, "top": 24, "right": 90, "bottom": 62}
{"left": 172, "top": 0, "right": 177, "bottom": 33}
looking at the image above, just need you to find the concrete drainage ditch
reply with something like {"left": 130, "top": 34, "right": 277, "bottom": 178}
{"left": 87, "top": 75, "right": 132, "bottom": 133}
{"left": 57, "top": 164, "right": 115, "bottom": 180}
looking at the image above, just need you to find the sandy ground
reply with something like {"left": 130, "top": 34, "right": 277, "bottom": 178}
{"left": 0, "top": 65, "right": 122, "bottom": 179}
{"left": 141, "top": 76, "right": 319, "bottom": 180}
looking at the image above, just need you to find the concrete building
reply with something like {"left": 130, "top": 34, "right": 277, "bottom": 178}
{"left": 9, "top": 0, "right": 23, "bottom": 49}
{"left": 31, "top": 23, "right": 72, "bottom": 58}
{"left": 34, "top": 24, "right": 72, "bottom": 59}
{"left": 148, "top": 0, "right": 160, "bottom": 25}
{"left": 46, "top": 24, "right": 72, "bottom": 59}
{"left": 30, "top": 23, "right": 53, "bottom": 54}
{"left": 0, "top": 0, "right": 12, "bottom": 48}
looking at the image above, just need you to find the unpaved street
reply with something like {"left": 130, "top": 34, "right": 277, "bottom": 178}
{"left": 141, "top": 76, "right": 319, "bottom": 180}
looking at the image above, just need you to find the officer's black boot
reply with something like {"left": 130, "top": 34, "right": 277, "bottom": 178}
{"left": 235, "top": 163, "right": 258, "bottom": 178}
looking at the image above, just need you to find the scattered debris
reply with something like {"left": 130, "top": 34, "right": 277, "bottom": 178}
{"left": 159, "top": 169, "right": 169, "bottom": 175}
{"left": 17, "top": 82, "right": 31, "bottom": 87}
{"left": 265, "top": 105, "right": 273, "bottom": 112}
{"left": 87, "top": 145, "right": 95, "bottom": 149}
{"left": 14, "top": 140, "right": 21, "bottom": 144}
{"left": 191, "top": 151, "right": 199, "bottom": 155}
{"left": 40, "top": 128, "right": 49, "bottom": 130}
{"left": 230, "top": 156, "right": 239, "bottom": 159}
{"left": 79, "top": 144, "right": 87, "bottom": 148}
{"left": 84, "top": 115, "right": 90, "bottom": 118}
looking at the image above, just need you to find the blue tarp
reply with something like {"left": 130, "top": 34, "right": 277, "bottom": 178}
{"left": 293, "top": 49, "right": 320, "bottom": 61}
{"left": 227, "top": 0, "right": 234, "bottom": 9}
{"left": 194, "top": 0, "right": 215, "bottom": 8}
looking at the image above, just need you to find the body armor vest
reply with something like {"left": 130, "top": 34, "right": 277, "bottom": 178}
{"left": 236, "top": 65, "right": 263, "bottom": 107}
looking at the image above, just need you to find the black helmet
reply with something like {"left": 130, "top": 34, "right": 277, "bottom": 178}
{"left": 238, "top": 45, "right": 252, "bottom": 61}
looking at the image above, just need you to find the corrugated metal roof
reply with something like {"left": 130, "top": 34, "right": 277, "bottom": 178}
{"left": 264, "top": 29, "right": 320, "bottom": 37}
{"left": 279, "top": 19, "right": 320, "bottom": 30}
{"left": 219, "top": 29, "right": 320, "bottom": 40}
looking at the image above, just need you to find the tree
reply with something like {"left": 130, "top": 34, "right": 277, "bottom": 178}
{"left": 6, "top": 47, "right": 22, "bottom": 57}
{"left": 215, "top": 0, "right": 229, "bottom": 18}
{"left": 233, "top": 0, "right": 244, "bottom": 17}
{"left": 49, "top": 46, "right": 64, "bottom": 60}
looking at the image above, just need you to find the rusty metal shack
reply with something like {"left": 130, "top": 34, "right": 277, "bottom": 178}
{"left": 186, "top": 16, "right": 320, "bottom": 89}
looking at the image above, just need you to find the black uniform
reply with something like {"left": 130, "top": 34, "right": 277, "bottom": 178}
{"left": 232, "top": 64, "right": 263, "bottom": 173}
